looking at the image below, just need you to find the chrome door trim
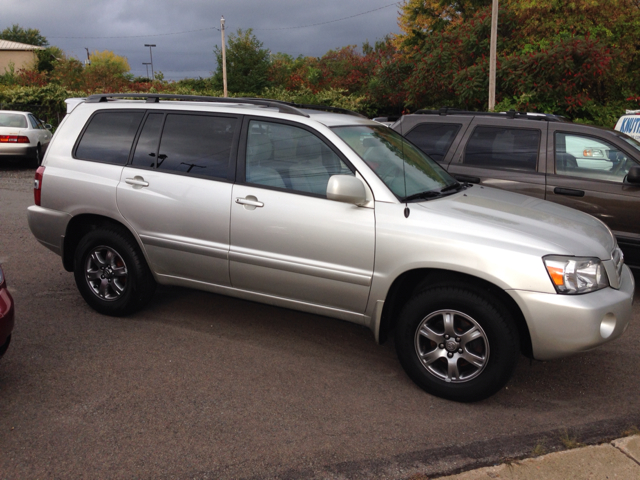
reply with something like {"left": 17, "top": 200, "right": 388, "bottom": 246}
{"left": 139, "top": 234, "right": 229, "bottom": 260}
{"left": 228, "top": 249, "right": 372, "bottom": 286}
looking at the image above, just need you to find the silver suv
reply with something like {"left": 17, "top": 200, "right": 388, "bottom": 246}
{"left": 27, "top": 94, "right": 634, "bottom": 402}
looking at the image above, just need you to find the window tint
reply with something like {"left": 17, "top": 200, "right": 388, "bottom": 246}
{"left": 245, "top": 120, "right": 353, "bottom": 196}
{"left": 464, "top": 126, "right": 540, "bottom": 171}
{"left": 555, "top": 132, "right": 638, "bottom": 183}
{"left": 155, "top": 114, "right": 237, "bottom": 180}
{"left": 131, "top": 113, "right": 164, "bottom": 168}
{"left": 405, "top": 123, "right": 461, "bottom": 162}
{"left": 76, "top": 111, "right": 144, "bottom": 165}
{"left": 0, "top": 113, "right": 27, "bottom": 128}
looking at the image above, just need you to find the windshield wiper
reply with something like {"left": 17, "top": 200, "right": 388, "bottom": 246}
{"left": 439, "top": 182, "right": 463, "bottom": 193}
{"left": 402, "top": 182, "right": 464, "bottom": 203}
{"left": 402, "top": 190, "right": 443, "bottom": 202}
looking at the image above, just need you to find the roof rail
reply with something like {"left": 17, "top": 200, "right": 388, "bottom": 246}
{"left": 413, "top": 107, "right": 569, "bottom": 122}
{"left": 85, "top": 93, "right": 310, "bottom": 117}
{"left": 236, "top": 97, "right": 366, "bottom": 118}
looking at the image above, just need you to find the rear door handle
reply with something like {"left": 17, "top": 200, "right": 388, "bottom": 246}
{"left": 454, "top": 174, "right": 481, "bottom": 184}
{"left": 125, "top": 176, "right": 149, "bottom": 187}
{"left": 554, "top": 187, "right": 584, "bottom": 197}
{"left": 236, "top": 196, "right": 264, "bottom": 209}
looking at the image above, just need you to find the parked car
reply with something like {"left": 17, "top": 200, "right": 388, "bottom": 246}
{"left": 0, "top": 110, "right": 52, "bottom": 166}
{"left": 393, "top": 109, "right": 640, "bottom": 269}
{"left": 0, "top": 264, "right": 15, "bottom": 359}
{"left": 614, "top": 110, "right": 640, "bottom": 141}
{"left": 27, "top": 94, "right": 634, "bottom": 402}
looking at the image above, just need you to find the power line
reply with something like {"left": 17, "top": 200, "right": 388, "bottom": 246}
{"left": 47, "top": 2, "right": 400, "bottom": 39}
{"left": 254, "top": 2, "right": 399, "bottom": 31}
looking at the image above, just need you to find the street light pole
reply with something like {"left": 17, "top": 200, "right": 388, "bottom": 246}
{"left": 144, "top": 44, "right": 156, "bottom": 80}
{"left": 221, "top": 16, "right": 227, "bottom": 97}
{"left": 488, "top": 0, "right": 499, "bottom": 111}
{"left": 143, "top": 62, "right": 151, "bottom": 80}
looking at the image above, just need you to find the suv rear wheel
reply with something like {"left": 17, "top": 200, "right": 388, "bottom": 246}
{"left": 395, "top": 286, "right": 519, "bottom": 402}
{"left": 73, "top": 226, "right": 156, "bottom": 316}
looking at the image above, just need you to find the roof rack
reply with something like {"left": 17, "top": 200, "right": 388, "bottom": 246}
{"left": 85, "top": 93, "right": 310, "bottom": 117}
{"left": 413, "top": 107, "right": 569, "bottom": 122}
{"left": 231, "top": 97, "right": 366, "bottom": 118}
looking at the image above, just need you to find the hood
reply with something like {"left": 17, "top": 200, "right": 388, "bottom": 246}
{"left": 415, "top": 185, "right": 615, "bottom": 259}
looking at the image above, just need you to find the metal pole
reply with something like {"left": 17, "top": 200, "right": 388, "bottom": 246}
{"left": 145, "top": 44, "right": 156, "bottom": 80}
{"left": 488, "top": 0, "right": 499, "bottom": 111}
{"left": 221, "top": 16, "right": 228, "bottom": 97}
{"left": 143, "top": 62, "right": 151, "bottom": 80}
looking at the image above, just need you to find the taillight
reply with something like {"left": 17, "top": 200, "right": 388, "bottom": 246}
{"left": 0, "top": 135, "right": 30, "bottom": 143}
{"left": 34, "top": 166, "right": 45, "bottom": 206}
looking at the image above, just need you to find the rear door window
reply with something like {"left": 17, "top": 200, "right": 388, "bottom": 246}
{"left": 405, "top": 123, "right": 461, "bottom": 162}
{"left": 464, "top": 126, "right": 540, "bottom": 171}
{"left": 75, "top": 111, "right": 144, "bottom": 165}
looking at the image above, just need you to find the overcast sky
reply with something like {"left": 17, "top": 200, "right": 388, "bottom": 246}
{"left": 4, "top": 0, "right": 402, "bottom": 81}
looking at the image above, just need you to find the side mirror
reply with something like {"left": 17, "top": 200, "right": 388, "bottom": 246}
{"left": 626, "top": 165, "right": 640, "bottom": 184}
{"left": 44, "top": 124, "right": 52, "bottom": 130}
{"left": 327, "top": 175, "right": 367, "bottom": 206}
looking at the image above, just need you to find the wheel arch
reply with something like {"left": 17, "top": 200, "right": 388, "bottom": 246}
{"left": 62, "top": 214, "right": 144, "bottom": 272}
{"left": 378, "top": 268, "right": 533, "bottom": 358}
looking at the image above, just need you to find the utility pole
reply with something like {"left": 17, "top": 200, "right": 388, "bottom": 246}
{"left": 221, "top": 16, "right": 228, "bottom": 97}
{"left": 143, "top": 62, "right": 151, "bottom": 80}
{"left": 84, "top": 48, "right": 91, "bottom": 66}
{"left": 488, "top": 0, "right": 499, "bottom": 111}
{"left": 144, "top": 44, "right": 156, "bottom": 80}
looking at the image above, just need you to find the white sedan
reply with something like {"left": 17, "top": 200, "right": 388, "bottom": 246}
{"left": 0, "top": 110, "right": 52, "bottom": 166}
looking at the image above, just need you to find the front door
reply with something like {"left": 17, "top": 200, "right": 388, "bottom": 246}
{"left": 229, "top": 118, "right": 375, "bottom": 313}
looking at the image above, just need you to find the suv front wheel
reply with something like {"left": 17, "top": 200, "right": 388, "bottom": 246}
{"left": 395, "top": 286, "right": 520, "bottom": 402}
{"left": 73, "top": 226, "right": 156, "bottom": 316}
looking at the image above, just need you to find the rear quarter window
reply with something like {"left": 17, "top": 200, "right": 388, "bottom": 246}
{"left": 75, "top": 111, "right": 144, "bottom": 165}
{"left": 404, "top": 123, "right": 461, "bottom": 162}
{"left": 464, "top": 126, "right": 540, "bottom": 171}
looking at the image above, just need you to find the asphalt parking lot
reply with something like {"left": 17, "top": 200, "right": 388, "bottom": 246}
{"left": 1, "top": 161, "right": 639, "bottom": 479}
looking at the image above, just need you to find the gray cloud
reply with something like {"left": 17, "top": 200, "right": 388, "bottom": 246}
{"left": 5, "top": 0, "right": 401, "bottom": 80}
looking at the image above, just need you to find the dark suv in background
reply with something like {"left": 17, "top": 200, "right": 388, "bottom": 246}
{"left": 393, "top": 110, "right": 640, "bottom": 269}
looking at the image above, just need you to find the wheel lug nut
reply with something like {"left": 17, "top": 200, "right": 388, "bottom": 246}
{"left": 455, "top": 337, "right": 460, "bottom": 342}
{"left": 444, "top": 335, "right": 450, "bottom": 340}
{"left": 439, "top": 343, "right": 445, "bottom": 349}
{"left": 101, "top": 275, "right": 104, "bottom": 279}
{"left": 447, "top": 352, "right": 453, "bottom": 358}
{"left": 458, "top": 348, "right": 463, "bottom": 353}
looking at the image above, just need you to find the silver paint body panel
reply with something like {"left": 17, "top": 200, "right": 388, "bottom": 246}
{"left": 28, "top": 99, "right": 635, "bottom": 361}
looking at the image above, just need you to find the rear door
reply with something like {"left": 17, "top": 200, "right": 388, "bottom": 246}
{"left": 446, "top": 119, "right": 547, "bottom": 198}
{"left": 116, "top": 111, "right": 240, "bottom": 286}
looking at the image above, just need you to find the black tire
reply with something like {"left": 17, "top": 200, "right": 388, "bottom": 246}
{"left": 31, "top": 144, "right": 42, "bottom": 167}
{"left": 73, "top": 226, "right": 156, "bottom": 316}
{"left": 395, "top": 286, "right": 520, "bottom": 402}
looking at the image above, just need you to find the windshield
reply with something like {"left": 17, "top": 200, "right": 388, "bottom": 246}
{"left": 332, "top": 125, "right": 458, "bottom": 200}
{"left": 0, "top": 113, "right": 27, "bottom": 129}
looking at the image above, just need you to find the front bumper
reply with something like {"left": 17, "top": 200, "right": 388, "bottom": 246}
{"left": 509, "top": 264, "right": 635, "bottom": 360}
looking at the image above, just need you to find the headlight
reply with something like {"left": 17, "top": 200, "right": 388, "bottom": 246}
{"left": 543, "top": 256, "right": 609, "bottom": 294}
